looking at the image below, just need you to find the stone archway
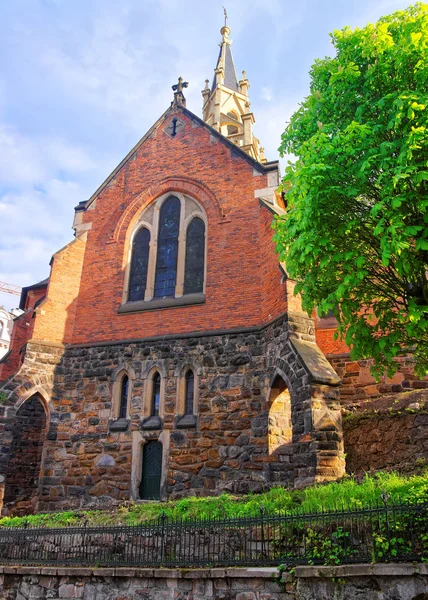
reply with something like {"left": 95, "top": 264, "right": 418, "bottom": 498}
{"left": 3, "top": 393, "right": 47, "bottom": 514}
{"left": 268, "top": 374, "right": 293, "bottom": 485}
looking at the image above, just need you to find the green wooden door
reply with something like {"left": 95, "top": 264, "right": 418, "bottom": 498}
{"left": 139, "top": 441, "right": 162, "bottom": 500}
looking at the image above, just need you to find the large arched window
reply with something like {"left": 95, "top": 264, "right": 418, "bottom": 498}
{"left": 128, "top": 227, "right": 150, "bottom": 301}
{"left": 184, "top": 218, "right": 205, "bottom": 295}
{"left": 123, "top": 193, "right": 207, "bottom": 312}
{"left": 185, "top": 370, "right": 195, "bottom": 415}
{"left": 154, "top": 196, "right": 181, "bottom": 298}
{"left": 119, "top": 375, "right": 129, "bottom": 419}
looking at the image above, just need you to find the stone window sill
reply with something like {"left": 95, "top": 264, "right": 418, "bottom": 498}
{"left": 141, "top": 415, "right": 163, "bottom": 430}
{"left": 118, "top": 293, "right": 205, "bottom": 314}
{"left": 109, "top": 418, "right": 129, "bottom": 432}
{"left": 175, "top": 415, "right": 197, "bottom": 429}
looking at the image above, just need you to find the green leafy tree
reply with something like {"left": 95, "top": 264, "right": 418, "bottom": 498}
{"left": 274, "top": 3, "right": 428, "bottom": 378}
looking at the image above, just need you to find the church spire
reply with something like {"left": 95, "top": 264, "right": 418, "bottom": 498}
{"left": 211, "top": 25, "right": 239, "bottom": 92}
{"left": 202, "top": 17, "right": 266, "bottom": 163}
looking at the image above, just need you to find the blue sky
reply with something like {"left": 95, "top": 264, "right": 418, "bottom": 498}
{"left": 0, "top": 0, "right": 412, "bottom": 310}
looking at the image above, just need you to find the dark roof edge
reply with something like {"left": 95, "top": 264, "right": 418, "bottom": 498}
{"left": 19, "top": 278, "right": 49, "bottom": 310}
{"left": 78, "top": 104, "right": 279, "bottom": 211}
{"left": 181, "top": 106, "right": 279, "bottom": 173}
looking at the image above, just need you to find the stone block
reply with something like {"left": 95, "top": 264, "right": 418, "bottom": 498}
{"left": 59, "top": 583, "right": 78, "bottom": 598}
{"left": 235, "top": 593, "right": 257, "bottom": 600}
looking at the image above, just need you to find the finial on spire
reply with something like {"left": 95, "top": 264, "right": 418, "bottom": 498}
{"left": 220, "top": 6, "right": 231, "bottom": 42}
{"left": 172, "top": 76, "right": 189, "bottom": 107}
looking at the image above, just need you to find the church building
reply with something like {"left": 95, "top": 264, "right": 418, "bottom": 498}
{"left": 1, "top": 23, "right": 414, "bottom": 516}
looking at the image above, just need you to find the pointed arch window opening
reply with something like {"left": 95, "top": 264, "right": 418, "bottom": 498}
{"left": 152, "top": 372, "right": 161, "bottom": 417}
{"left": 119, "top": 375, "right": 129, "bottom": 419}
{"left": 124, "top": 194, "right": 207, "bottom": 310}
{"left": 184, "top": 217, "right": 205, "bottom": 295}
{"left": 154, "top": 196, "right": 181, "bottom": 298}
{"left": 185, "top": 370, "right": 195, "bottom": 415}
{"left": 226, "top": 111, "right": 239, "bottom": 135}
{"left": 128, "top": 227, "right": 150, "bottom": 302}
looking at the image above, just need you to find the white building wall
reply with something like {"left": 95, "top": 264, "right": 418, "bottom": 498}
{"left": 0, "top": 307, "right": 14, "bottom": 360}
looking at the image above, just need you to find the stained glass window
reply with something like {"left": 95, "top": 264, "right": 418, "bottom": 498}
{"left": 183, "top": 218, "right": 205, "bottom": 295}
{"left": 185, "top": 370, "right": 194, "bottom": 415}
{"left": 154, "top": 196, "right": 181, "bottom": 298}
{"left": 119, "top": 375, "right": 129, "bottom": 419}
{"left": 128, "top": 228, "right": 150, "bottom": 301}
{"left": 152, "top": 372, "right": 161, "bottom": 417}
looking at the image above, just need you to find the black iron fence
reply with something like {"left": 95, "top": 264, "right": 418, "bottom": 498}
{"left": 0, "top": 502, "right": 426, "bottom": 568}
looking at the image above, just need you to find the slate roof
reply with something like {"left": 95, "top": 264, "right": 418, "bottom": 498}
{"left": 78, "top": 104, "right": 279, "bottom": 212}
{"left": 211, "top": 42, "right": 239, "bottom": 92}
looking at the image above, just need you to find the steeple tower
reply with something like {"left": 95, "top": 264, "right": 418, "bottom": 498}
{"left": 202, "top": 21, "right": 266, "bottom": 163}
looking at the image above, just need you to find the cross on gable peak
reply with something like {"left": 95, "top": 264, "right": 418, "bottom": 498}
{"left": 172, "top": 76, "right": 189, "bottom": 107}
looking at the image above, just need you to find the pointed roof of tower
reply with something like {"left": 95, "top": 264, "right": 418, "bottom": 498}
{"left": 211, "top": 26, "right": 239, "bottom": 92}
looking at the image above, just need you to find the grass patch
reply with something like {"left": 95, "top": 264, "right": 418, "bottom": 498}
{"left": 0, "top": 470, "right": 426, "bottom": 529}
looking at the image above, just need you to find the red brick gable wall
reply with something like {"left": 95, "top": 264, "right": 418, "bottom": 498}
{"left": 0, "top": 287, "right": 47, "bottom": 381}
{"left": 68, "top": 108, "right": 286, "bottom": 345}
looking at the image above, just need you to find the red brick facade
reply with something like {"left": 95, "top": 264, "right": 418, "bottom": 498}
{"left": 68, "top": 109, "right": 286, "bottom": 345}
{"left": 0, "top": 285, "right": 47, "bottom": 381}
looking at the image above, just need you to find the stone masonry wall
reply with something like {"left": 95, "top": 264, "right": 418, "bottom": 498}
{"left": 344, "top": 408, "right": 428, "bottom": 475}
{"left": 0, "top": 312, "right": 344, "bottom": 514}
{"left": 0, "top": 564, "right": 427, "bottom": 600}
{"left": 3, "top": 394, "right": 47, "bottom": 513}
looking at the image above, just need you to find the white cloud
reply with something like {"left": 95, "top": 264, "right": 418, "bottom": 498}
{"left": 0, "top": 124, "right": 111, "bottom": 302}
{"left": 255, "top": 96, "right": 300, "bottom": 169}
{"left": 261, "top": 87, "right": 273, "bottom": 102}
{"left": 0, "top": 125, "right": 102, "bottom": 187}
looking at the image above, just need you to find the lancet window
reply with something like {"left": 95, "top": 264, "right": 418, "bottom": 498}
{"left": 119, "top": 375, "right": 129, "bottom": 419}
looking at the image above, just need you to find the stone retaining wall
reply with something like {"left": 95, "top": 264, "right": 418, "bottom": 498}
{"left": 344, "top": 410, "right": 428, "bottom": 474}
{"left": 0, "top": 564, "right": 426, "bottom": 600}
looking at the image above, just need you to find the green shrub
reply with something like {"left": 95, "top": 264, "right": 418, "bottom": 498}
{"left": 0, "top": 470, "right": 426, "bottom": 529}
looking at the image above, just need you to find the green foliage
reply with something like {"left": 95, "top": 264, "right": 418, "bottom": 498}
{"left": 273, "top": 3, "right": 428, "bottom": 379}
{"left": 0, "top": 471, "right": 426, "bottom": 529}
{"left": 299, "top": 471, "right": 428, "bottom": 512}
{"left": 0, "top": 392, "right": 7, "bottom": 405}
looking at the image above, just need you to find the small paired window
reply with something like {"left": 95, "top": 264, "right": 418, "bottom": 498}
{"left": 142, "top": 369, "right": 163, "bottom": 430}
{"left": 176, "top": 368, "right": 198, "bottom": 428}
{"left": 185, "top": 370, "right": 195, "bottom": 415}
{"left": 119, "top": 375, "right": 129, "bottom": 419}
{"left": 151, "top": 372, "right": 161, "bottom": 417}
{"left": 111, "top": 366, "right": 199, "bottom": 432}
{"left": 110, "top": 371, "right": 132, "bottom": 432}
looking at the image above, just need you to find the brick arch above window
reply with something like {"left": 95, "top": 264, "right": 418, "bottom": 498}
{"left": 120, "top": 192, "right": 208, "bottom": 314}
{"left": 114, "top": 175, "right": 224, "bottom": 245}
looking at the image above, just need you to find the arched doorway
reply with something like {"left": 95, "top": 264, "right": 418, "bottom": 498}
{"left": 139, "top": 441, "right": 163, "bottom": 500}
{"left": 3, "top": 394, "right": 47, "bottom": 512}
{"left": 268, "top": 375, "right": 292, "bottom": 483}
